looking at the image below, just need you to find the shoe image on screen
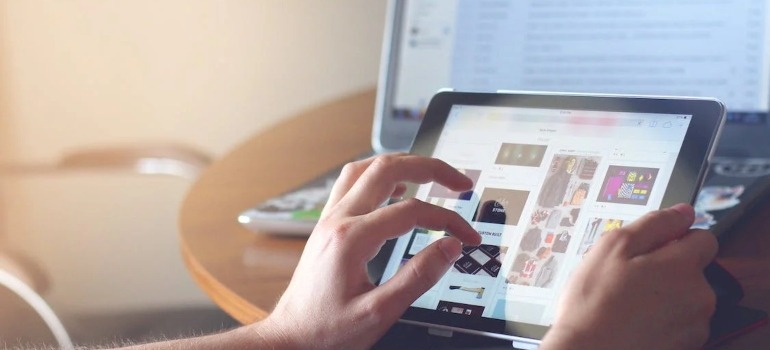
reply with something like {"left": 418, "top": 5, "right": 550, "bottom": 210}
{"left": 453, "top": 244, "right": 507, "bottom": 278}
{"left": 472, "top": 188, "right": 530, "bottom": 226}
{"left": 597, "top": 166, "right": 660, "bottom": 205}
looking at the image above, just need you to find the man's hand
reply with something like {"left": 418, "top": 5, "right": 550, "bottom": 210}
{"left": 541, "top": 204, "right": 718, "bottom": 350}
{"left": 99, "top": 157, "right": 718, "bottom": 350}
{"left": 252, "top": 153, "right": 481, "bottom": 349}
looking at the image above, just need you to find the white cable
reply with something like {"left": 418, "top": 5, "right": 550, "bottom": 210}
{"left": 0, "top": 269, "right": 74, "bottom": 349}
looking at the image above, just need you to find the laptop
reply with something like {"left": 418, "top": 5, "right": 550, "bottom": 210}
{"left": 240, "top": 0, "right": 770, "bottom": 239}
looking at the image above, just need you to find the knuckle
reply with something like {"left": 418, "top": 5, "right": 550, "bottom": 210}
{"left": 641, "top": 208, "right": 681, "bottom": 229}
{"left": 340, "top": 161, "right": 366, "bottom": 179}
{"left": 319, "top": 219, "right": 356, "bottom": 244}
{"left": 399, "top": 197, "right": 425, "bottom": 211}
{"left": 601, "top": 226, "right": 624, "bottom": 241}
{"left": 604, "top": 229, "right": 633, "bottom": 250}
{"left": 652, "top": 207, "right": 679, "bottom": 222}
{"left": 357, "top": 296, "right": 389, "bottom": 326}
{"left": 402, "top": 259, "right": 432, "bottom": 291}
{"left": 371, "top": 154, "right": 398, "bottom": 170}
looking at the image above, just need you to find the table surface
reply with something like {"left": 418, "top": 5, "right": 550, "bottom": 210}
{"left": 178, "top": 88, "right": 770, "bottom": 348}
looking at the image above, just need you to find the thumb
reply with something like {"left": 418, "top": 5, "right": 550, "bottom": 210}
{"left": 371, "top": 237, "right": 463, "bottom": 324}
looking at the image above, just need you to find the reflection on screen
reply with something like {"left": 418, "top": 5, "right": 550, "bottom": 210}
{"left": 380, "top": 105, "right": 693, "bottom": 326}
{"left": 393, "top": 0, "right": 770, "bottom": 120}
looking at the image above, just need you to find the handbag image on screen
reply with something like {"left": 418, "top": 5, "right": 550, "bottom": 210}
{"left": 552, "top": 231, "right": 571, "bottom": 253}
{"left": 520, "top": 228, "right": 542, "bottom": 252}
{"left": 545, "top": 210, "right": 562, "bottom": 229}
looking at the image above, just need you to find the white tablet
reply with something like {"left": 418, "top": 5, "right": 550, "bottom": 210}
{"left": 369, "top": 90, "right": 725, "bottom": 348}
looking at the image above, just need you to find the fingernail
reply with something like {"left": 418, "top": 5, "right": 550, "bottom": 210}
{"left": 670, "top": 203, "right": 695, "bottom": 222}
{"left": 439, "top": 237, "right": 463, "bottom": 261}
{"left": 460, "top": 175, "right": 474, "bottom": 188}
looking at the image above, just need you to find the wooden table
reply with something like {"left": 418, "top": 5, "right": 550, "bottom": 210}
{"left": 178, "top": 88, "right": 770, "bottom": 348}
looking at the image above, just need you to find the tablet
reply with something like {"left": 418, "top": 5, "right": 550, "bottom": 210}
{"left": 371, "top": 90, "right": 725, "bottom": 348}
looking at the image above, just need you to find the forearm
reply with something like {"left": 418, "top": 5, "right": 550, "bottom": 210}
{"left": 107, "top": 327, "right": 255, "bottom": 350}
{"left": 116, "top": 329, "right": 250, "bottom": 350}
{"left": 71, "top": 320, "right": 291, "bottom": 350}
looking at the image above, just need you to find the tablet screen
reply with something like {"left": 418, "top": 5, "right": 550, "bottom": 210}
{"left": 380, "top": 105, "right": 692, "bottom": 328}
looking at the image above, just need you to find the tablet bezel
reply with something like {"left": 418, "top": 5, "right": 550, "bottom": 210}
{"left": 369, "top": 90, "right": 726, "bottom": 341}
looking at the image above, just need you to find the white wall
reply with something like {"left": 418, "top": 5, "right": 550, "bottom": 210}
{"left": 0, "top": 0, "right": 386, "bottom": 161}
{"left": 0, "top": 0, "right": 386, "bottom": 314}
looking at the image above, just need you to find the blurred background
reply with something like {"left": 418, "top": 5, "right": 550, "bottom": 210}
{"left": 0, "top": 0, "right": 385, "bottom": 346}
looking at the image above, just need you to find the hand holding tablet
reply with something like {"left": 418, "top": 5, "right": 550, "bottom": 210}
{"left": 369, "top": 91, "right": 725, "bottom": 346}
{"left": 250, "top": 91, "right": 733, "bottom": 349}
{"left": 257, "top": 154, "right": 482, "bottom": 349}
{"left": 253, "top": 154, "right": 717, "bottom": 350}
{"left": 542, "top": 204, "right": 717, "bottom": 350}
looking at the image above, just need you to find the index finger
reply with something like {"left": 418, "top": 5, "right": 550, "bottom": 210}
{"left": 613, "top": 203, "right": 695, "bottom": 257}
{"left": 345, "top": 198, "right": 480, "bottom": 264}
{"left": 324, "top": 153, "right": 409, "bottom": 213}
{"left": 338, "top": 154, "right": 473, "bottom": 216}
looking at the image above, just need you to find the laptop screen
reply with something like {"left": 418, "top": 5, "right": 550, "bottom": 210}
{"left": 377, "top": 0, "right": 770, "bottom": 152}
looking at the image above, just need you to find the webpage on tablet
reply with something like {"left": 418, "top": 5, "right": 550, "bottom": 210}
{"left": 381, "top": 105, "right": 693, "bottom": 326}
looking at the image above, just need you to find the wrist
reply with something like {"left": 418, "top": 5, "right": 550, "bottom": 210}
{"left": 218, "top": 318, "right": 297, "bottom": 350}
